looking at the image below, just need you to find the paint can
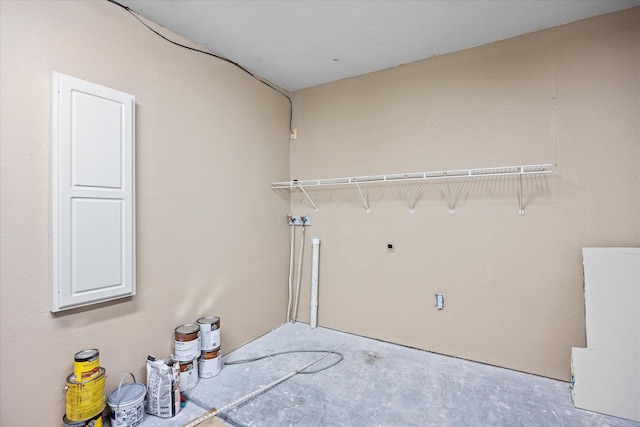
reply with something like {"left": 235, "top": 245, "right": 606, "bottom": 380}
{"left": 178, "top": 358, "right": 199, "bottom": 392}
{"left": 174, "top": 323, "right": 200, "bottom": 361}
{"left": 197, "top": 314, "right": 221, "bottom": 351}
{"left": 62, "top": 412, "right": 103, "bottom": 427}
{"left": 107, "top": 373, "right": 146, "bottom": 427}
{"left": 198, "top": 347, "right": 222, "bottom": 379}
{"left": 64, "top": 367, "right": 107, "bottom": 421}
{"left": 74, "top": 349, "right": 100, "bottom": 381}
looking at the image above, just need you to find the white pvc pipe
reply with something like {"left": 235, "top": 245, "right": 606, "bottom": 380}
{"left": 310, "top": 237, "right": 320, "bottom": 328}
{"left": 292, "top": 224, "right": 306, "bottom": 323}
{"left": 287, "top": 222, "right": 295, "bottom": 322}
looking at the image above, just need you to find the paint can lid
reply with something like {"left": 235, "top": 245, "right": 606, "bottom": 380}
{"left": 107, "top": 373, "right": 146, "bottom": 408}
{"left": 197, "top": 316, "right": 220, "bottom": 325}
{"left": 74, "top": 348, "right": 99, "bottom": 362}
{"left": 175, "top": 323, "right": 200, "bottom": 335}
{"left": 66, "top": 367, "right": 106, "bottom": 384}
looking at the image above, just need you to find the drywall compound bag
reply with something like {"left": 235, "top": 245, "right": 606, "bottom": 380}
{"left": 145, "top": 355, "right": 181, "bottom": 418}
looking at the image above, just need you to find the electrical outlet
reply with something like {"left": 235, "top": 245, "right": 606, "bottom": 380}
{"left": 290, "top": 128, "right": 297, "bottom": 140}
{"left": 435, "top": 293, "right": 445, "bottom": 309}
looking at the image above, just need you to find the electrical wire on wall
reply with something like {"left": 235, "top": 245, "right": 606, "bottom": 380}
{"left": 107, "top": 0, "right": 294, "bottom": 133}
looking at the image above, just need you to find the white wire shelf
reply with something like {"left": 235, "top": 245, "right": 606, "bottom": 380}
{"left": 272, "top": 164, "right": 553, "bottom": 215}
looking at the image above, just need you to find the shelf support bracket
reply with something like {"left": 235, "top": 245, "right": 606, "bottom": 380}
{"left": 405, "top": 178, "right": 415, "bottom": 214}
{"left": 446, "top": 182, "right": 456, "bottom": 215}
{"left": 518, "top": 171, "right": 525, "bottom": 216}
{"left": 353, "top": 180, "right": 371, "bottom": 213}
{"left": 297, "top": 183, "right": 319, "bottom": 212}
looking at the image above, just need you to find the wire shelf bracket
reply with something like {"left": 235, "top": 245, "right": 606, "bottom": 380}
{"left": 353, "top": 180, "right": 371, "bottom": 214}
{"left": 293, "top": 181, "right": 319, "bottom": 213}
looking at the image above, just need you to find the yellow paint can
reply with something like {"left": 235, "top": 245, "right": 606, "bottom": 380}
{"left": 74, "top": 349, "right": 100, "bottom": 381}
{"left": 64, "top": 367, "right": 107, "bottom": 421}
{"left": 62, "top": 411, "right": 103, "bottom": 427}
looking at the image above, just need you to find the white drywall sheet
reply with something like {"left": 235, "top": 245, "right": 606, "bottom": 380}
{"left": 571, "top": 248, "right": 640, "bottom": 422}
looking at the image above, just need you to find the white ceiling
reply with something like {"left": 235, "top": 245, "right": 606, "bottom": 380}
{"left": 116, "top": 0, "right": 639, "bottom": 92}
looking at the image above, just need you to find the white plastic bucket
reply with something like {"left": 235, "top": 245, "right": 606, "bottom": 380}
{"left": 107, "top": 373, "right": 146, "bottom": 427}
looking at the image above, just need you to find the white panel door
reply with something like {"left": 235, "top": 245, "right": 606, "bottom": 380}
{"left": 51, "top": 72, "right": 135, "bottom": 312}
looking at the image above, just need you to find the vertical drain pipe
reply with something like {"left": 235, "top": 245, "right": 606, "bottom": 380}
{"left": 310, "top": 237, "right": 320, "bottom": 328}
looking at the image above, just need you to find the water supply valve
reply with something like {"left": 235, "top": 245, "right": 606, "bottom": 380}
{"left": 289, "top": 215, "right": 311, "bottom": 226}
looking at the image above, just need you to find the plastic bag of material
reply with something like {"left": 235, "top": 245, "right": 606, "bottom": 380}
{"left": 145, "top": 354, "right": 181, "bottom": 418}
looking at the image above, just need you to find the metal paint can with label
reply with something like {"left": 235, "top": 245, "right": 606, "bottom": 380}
{"left": 198, "top": 347, "right": 222, "bottom": 378}
{"left": 197, "top": 315, "right": 221, "bottom": 351}
{"left": 174, "top": 324, "right": 200, "bottom": 361}
{"left": 62, "top": 412, "right": 103, "bottom": 427}
{"left": 64, "top": 367, "right": 107, "bottom": 421}
{"left": 178, "top": 358, "right": 199, "bottom": 391}
{"left": 74, "top": 349, "right": 100, "bottom": 381}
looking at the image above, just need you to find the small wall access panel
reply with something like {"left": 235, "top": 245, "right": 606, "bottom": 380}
{"left": 51, "top": 72, "right": 135, "bottom": 312}
{"left": 571, "top": 247, "right": 639, "bottom": 422}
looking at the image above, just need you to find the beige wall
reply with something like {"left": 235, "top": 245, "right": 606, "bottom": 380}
{"left": 289, "top": 8, "right": 639, "bottom": 381}
{"left": 1, "top": 2, "right": 638, "bottom": 425}
{"left": 0, "top": 1, "right": 290, "bottom": 425}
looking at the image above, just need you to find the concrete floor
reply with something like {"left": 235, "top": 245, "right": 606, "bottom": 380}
{"left": 136, "top": 322, "right": 639, "bottom": 427}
